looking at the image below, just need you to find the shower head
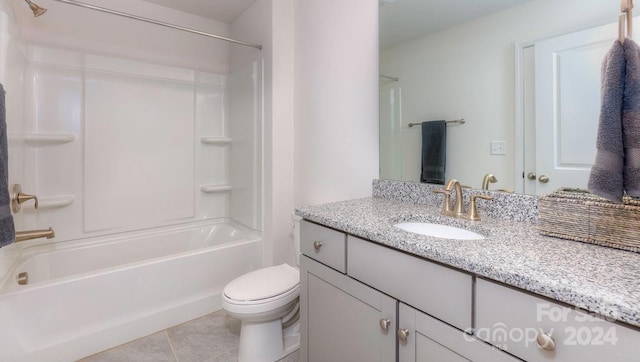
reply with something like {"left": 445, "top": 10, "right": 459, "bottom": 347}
{"left": 24, "top": 0, "right": 47, "bottom": 17}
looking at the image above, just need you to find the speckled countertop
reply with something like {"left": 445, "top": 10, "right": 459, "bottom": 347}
{"left": 295, "top": 180, "right": 640, "bottom": 328}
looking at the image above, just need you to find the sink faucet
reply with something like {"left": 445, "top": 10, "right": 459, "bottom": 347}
{"left": 482, "top": 174, "right": 497, "bottom": 190}
{"left": 434, "top": 179, "right": 493, "bottom": 221}
{"left": 433, "top": 179, "right": 465, "bottom": 217}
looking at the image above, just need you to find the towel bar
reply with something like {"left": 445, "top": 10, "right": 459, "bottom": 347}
{"left": 408, "top": 119, "right": 465, "bottom": 127}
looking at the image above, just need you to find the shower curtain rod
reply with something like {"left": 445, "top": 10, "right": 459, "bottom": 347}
{"left": 47, "top": 0, "right": 263, "bottom": 50}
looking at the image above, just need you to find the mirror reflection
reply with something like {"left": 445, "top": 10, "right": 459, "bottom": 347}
{"left": 379, "top": 0, "right": 621, "bottom": 195}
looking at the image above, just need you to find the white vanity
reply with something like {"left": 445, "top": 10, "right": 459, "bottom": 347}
{"left": 297, "top": 181, "right": 640, "bottom": 362}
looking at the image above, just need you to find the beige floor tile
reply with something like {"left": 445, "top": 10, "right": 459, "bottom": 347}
{"left": 167, "top": 311, "right": 241, "bottom": 362}
{"left": 78, "top": 331, "right": 176, "bottom": 362}
{"left": 78, "top": 310, "right": 300, "bottom": 362}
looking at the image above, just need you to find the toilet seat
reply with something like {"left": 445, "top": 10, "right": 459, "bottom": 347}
{"left": 222, "top": 264, "right": 300, "bottom": 316}
{"left": 224, "top": 263, "right": 299, "bottom": 303}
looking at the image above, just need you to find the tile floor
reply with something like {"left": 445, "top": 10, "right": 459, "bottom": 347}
{"left": 79, "top": 310, "right": 300, "bottom": 362}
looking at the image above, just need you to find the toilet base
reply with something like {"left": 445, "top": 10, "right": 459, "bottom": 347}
{"left": 238, "top": 320, "right": 300, "bottom": 362}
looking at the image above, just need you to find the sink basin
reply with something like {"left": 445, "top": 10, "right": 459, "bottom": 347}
{"left": 394, "top": 222, "right": 485, "bottom": 240}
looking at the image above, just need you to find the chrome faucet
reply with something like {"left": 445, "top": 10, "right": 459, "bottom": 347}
{"left": 434, "top": 179, "right": 493, "bottom": 221}
{"left": 15, "top": 228, "right": 55, "bottom": 242}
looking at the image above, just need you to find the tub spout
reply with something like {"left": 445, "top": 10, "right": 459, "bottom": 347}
{"left": 15, "top": 227, "right": 55, "bottom": 242}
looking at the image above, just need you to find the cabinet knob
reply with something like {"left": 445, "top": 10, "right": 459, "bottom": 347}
{"left": 527, "top": 172, "right": 537, "bottom": 180}
{"left": 313, "top": 241, "right": 323, "bottom": 250}
{"left": 538, "top": 174, "right": 550, "bottom": 184}
{"left": 536, "top": 332, "right": 556, "bottom": 351}
{"left": 379, "top": 319, "right": 391, "bottom": 331}
{"left": 397, "top": 328, "right": 409, "bottom": 341}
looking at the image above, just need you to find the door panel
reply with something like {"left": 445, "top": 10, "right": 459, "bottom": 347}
{"left": 533, "top": 21, "right": 619, "bottom": 194}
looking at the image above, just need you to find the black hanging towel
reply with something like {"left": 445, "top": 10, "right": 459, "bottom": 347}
{"left": 420, "top": 120, "right": 446, "bottom": 185}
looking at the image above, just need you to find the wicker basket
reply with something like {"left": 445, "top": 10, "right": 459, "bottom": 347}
{"left": 538, "top": 188, "right": 640, "bottom": 253}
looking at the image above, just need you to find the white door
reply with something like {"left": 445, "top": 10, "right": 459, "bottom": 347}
{"left": 531, "top": 21, "right": 621, "bottom": 195}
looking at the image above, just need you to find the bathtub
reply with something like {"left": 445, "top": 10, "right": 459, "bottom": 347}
{"left": 0, "top": 219, "right": 262, "bottom": 362}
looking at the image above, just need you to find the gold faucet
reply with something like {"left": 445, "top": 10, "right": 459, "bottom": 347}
{"left": 482, "top": 174, "right": 497, "bottom": 190}
{"left": 434, "top": 179, "right": 493, "bottom": 221}
{"left": 433, "top": 179, "right": 455, "bottom": 216}
{"left": 11, "top": 184, "right": 39, "bottom": 213}
{"left": 15, "top": 228, "right": 55, "bottom": 242}
{"left": 433, "top": 179, "right": 465, "bottom": 217}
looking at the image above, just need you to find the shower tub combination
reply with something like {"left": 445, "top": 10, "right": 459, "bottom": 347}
{"left": 0, "top": 219, "right": 261, "bottom": 362}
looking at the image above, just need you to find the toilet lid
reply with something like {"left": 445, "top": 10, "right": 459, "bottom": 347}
{"left": 224, "top": 264, "right": 300, "bottom": 302}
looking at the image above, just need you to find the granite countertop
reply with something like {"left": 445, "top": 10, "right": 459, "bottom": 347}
{"left": 296, "top": 196, "right": 640, "bottom": 328}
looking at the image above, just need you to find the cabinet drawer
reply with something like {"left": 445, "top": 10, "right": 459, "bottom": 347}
{"left": 300, "top": 220, "right": 346, "bottom": 273}
{"left": 476, "top": 278, "right": 640, "bottom": 362}
{"left": 348, "top": 236, "right": 472, "bottom": 330}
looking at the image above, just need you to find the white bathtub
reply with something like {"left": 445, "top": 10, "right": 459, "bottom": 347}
{"left": 0, "top": 219, "right": 262, "bottom": 362}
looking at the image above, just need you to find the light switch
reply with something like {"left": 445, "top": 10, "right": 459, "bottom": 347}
{"left": 490, "top": 141, "right": 506, "bottom": 155}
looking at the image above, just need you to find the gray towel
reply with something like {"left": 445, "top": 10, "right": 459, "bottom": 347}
{"left": 622, "top": 39, "right": 640, "bottom": 197}
{"left": 588, "top": 41, "right": 626, "bottom": 202}
{"left": 0, "top": 83, "right": 14, "bottom": 247}
{"left": 420, "top": 120, "right": 446, "bottom": 185}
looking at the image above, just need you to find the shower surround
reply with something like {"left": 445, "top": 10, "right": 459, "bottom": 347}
{"left": 0, "top": 0, "right": 265, "bottom": 359}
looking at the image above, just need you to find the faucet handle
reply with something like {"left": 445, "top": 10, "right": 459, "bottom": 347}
{"left": 11, "top": 184, "right": 39, "bottom": 213}
{"left": 433, "top": 189, "right": 453, "bottom": 214}
{"left": 466, "top": 194, "right": 493, "bottom": 221}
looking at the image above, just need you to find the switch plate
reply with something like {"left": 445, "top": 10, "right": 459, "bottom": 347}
{"left": 490, "top": 141, "right": 506, "bottom": 155}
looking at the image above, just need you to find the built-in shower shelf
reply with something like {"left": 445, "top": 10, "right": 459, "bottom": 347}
{"left": 23, "top": 133, "right": 76, "bottom": 144}
{"left": 200, "top": 185, "right": 232, "bottom": 193}
{"left": 24, "top": 195, "right": 75, "bottom": 209}
{"left": 200, "top": 137, "right": 232, "bottom": 145}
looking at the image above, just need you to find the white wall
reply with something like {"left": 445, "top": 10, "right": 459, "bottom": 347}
{"left": 269, "top": 0, "right": 295, "bottom": 265}
{"left": 380, "top": 0, "right": 619, "bottom": 190}
{"left": 13, "top": 0, "right": 230, "bottom": 73}
{"left": 231, "top": 0, "right": 296, "bottom": 267}
{"left": 294, "top": 0, "right": 379, "bottom": 207}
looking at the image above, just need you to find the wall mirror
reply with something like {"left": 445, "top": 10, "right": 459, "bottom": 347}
{"left": 379, "top": 0, "right": 621, "bottom": 195}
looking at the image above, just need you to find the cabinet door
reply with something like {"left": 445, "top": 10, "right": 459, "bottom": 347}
{"left": 300, "top": 256, "right": 396, "bottom": 362}
{"left": 398, "top": 303, "right": 518, "bottom": 362}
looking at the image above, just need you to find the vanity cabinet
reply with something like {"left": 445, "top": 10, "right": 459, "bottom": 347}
{"left": 301, "top": 220, "right": 502, "bottom": 362}
{"left": 475, "top": 278, "right": 640, "bottom": 362}
{"left": 299, "top": 220, "right": 640, "bottom": 362}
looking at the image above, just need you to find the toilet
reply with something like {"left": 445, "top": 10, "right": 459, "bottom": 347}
{"left": 221, "top": 215, "right": 302, "bottom": 362}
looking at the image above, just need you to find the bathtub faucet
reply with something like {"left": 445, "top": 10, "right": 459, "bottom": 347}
{"left": 15, "top": 227, "right": 55, "bottom": 242}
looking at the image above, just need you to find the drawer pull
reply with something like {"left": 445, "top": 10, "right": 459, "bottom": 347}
{"left": 313, "top": 241, "right": 323, "bottom": 250}
{"left": 536, "top": 332, "right": 556, "bottom": 351}
{"left": 379, "top": 319, "right": 391, "bottom": 331}
{"left": 397, "top": 328, "right": 410, "bottom": 341}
